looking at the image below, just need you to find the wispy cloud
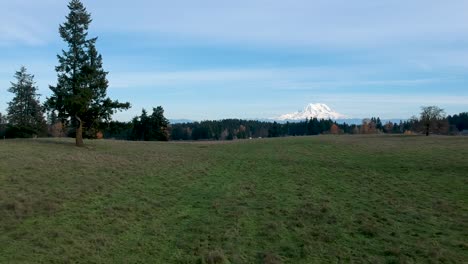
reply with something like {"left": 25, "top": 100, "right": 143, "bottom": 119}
{"left": 271, "top": 78, "right": 448, "bottom": 91}
{"left": 88, "top": 0, "right": 468, "bottom": 48}
{"left": 320, "top": 94, "right": 468, "bottom": 105}
{"left": 108, "top": 67, "right": 447, "bottom": 90}
{"left": 2, "top": 0, "right": 468, "bottom": 48}
{"left": 0, "top": 2, "right": 60, "bottom": 46}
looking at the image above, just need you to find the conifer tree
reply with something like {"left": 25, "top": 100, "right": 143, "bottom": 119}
{"left": 46, "top": 0, "right": 129, "bottom": 146}
{"left": 149, "top": 106, "right": 170, "bottom": 141}
{"left": 7, "top": 66, "right": 47, "bottom": 137}
{"left": 131, "top": 107, "right": 170, "bottom": 141}
{"left": 0, "top": 112, "right": 6, "bottom": 138}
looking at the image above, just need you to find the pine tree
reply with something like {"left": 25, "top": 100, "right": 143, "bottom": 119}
{"left": 47, "top": 111, "right": 58, "bottom": 126}
{"left": 0, "top": 112, "right": 6, "bottom": 138}
{"left": 376, "top": 117, "right": 383, "bottom": 130}
{"left": 46, "top": 0, "right": 130, "bottom": 146}
{"left": 310, "top": 118, "right": 321, "bottom": 135}
{"left": 7, "top": 66, "right": 47, "bottom": 137}
{"left": 131, "top": 107, "right": 170, "bottom": 141}
{"left": 0, "top": 113, "right": 5, "bottom": 125}
{"left": 149, "top": 106, "right": 170, "bottom": 141}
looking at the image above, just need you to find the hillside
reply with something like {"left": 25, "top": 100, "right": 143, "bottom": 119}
{"left": 1, "top": 136, "right": 467, "bottom": 263}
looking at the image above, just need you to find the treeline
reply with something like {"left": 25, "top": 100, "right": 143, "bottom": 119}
{"left": 1, "top": 68, "right": 467, "bottom": 141}
{"left": 448, "top": 113, "right": 468, "bottom": 132}
{"left": 166, "top": 114, "right": 466, "bottom": 140}
{"left": 99, "top": 119, "right": 340, "bottom": 140}
{"left": 2, "top": 107, "right": 467, "bottom": 141}
{"left": 35, "top": 107, "right": 170, "bottom": 141}
{"left": 2, "top": 89, "right": 468, "bottom": 141}
{"left": 95, "top": 113, "right": 468, "bottom": 141}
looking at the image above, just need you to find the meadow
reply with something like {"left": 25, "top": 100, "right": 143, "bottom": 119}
{"left": 0, "top": 135, "right": 467, "bottom": 263}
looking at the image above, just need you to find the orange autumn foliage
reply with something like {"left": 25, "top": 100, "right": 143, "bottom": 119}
{"left": 330, "top": 124, "right": 340, "bottom": 134}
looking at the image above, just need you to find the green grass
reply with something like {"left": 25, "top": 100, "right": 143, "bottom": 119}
{"left": 1, "top": 135, "right": 467, "bottom": 263}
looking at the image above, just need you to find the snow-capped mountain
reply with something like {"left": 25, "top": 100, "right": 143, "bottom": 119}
{"left": 277, "top": 103, "right": 345, "bottom": 121}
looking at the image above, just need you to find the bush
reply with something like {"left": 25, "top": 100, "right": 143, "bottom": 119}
{"left": 0, "top": 124, "right": 6, "bottom": 138}
{"left": 5, "top": 126, "right": 38, "bottom": 138}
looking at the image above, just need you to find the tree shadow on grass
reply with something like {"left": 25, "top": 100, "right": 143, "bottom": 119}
{"left": 32, "top": 138, "right": 99, "bottom": 150}
{"left": 30, "top": 138, "right": 77, "bottom": 147}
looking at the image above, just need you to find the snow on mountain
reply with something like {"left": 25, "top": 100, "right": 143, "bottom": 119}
{"left": 277, "top": 103, "right": 345, "bottom": 121}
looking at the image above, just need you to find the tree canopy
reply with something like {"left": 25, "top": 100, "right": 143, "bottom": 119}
{"left": 46, "top": 0, "right": 130, "bottom": 146}
{"left": 419, "top": 106, "right": 446, "bottom": 136}
{"left": 6, "top": 66, "right": 47, "bottom": 137}
{"left": 131, "top": 107, "right": 170, "bottom": 141}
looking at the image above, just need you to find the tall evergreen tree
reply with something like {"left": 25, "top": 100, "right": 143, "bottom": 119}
{"left": 0, "top": 112, "right": 6, "bottom": 138}
{"left": 47, "top": 110, "right": 58, "bottom": 126}
{"left": 309, "top": 118, "right": 321, "bottom": 135}
{"left": 46, "top": 0, "right": 129, "bottom": 146}
{"left": 149, "top": 106, "right": 170, "bottom": 141}
{"left": 376, "top": 117, "right": 383, "bottom": 130}
{"left": 448, "top": 112, "right": 468, "bottom": 132}
{"left": 6, "top": 66, "right": 47, "bottom": 137}
{"left": 131, "top": 107, "right": 170, "bottom": 141}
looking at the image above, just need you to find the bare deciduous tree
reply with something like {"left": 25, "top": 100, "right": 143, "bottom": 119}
{"left": 419, "top": 106, "right": 446, "bottom": 136}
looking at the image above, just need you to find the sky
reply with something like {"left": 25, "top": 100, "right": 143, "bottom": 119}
{"left": 1, "top": 0, "right": 467, "bottom": 121}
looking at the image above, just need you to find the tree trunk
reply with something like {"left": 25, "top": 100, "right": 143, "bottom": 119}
{"left": 425, "top": 124, "right": 430, "bottom": 136}
{"left": 75, "top": 116, "right": 84, "bottom": 147}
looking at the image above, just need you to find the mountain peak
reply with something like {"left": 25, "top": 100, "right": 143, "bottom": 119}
{"left": 277, "top": 103, "right": 345, "bottom": 121}
{"left": 304, "top": 103, "right": 331, "bottom": 112}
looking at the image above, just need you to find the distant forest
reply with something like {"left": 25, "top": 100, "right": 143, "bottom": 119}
{"left": 1, "top": 100, "right": 468, "bottom": 141}
{"left": 98, "top": 112, "right": 468, "bottom": 141}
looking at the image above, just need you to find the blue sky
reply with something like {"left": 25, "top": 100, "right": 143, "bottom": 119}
{"left": 1, "top": 0, "right": 467, "bottom": 120}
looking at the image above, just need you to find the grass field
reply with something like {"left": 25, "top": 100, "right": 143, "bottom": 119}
{"left": 1, "top": 136, "right": 467, "bottom": 263}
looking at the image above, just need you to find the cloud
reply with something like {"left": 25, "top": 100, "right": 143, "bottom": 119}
{"left": 0, "top": 1, "right": 63, "bottom": 46}
{"left": 0, "top": 26, "right": 46, "bottom": 46}
{"left": 320, "top": 94, "right": 468, "bottom": 105}
{"left": 87, "top": 0, "right": 468, "bottom": 48}
{"left": 2, "top": 0, "right": 468, "bottom": 48}
{"left": 109, "top": 68, "right": 294, "bottom": 88}
{"left": 271, "top": 78, "right": 448, "bottom": 91}
{"left": 107, "top": 66, "right": 448, "bottom": 90}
